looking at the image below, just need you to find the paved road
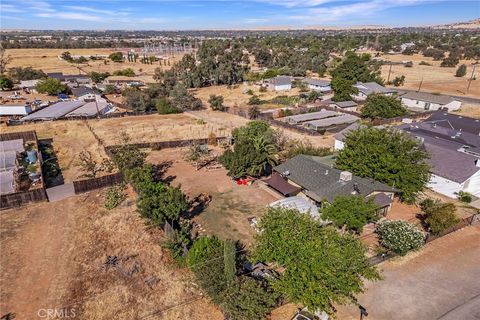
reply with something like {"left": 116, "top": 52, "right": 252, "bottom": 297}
{"left": 395, "top": 88, "right": 480, "bottom": 104}
{"left": 337, "top": 226, "right": 480, "bottom": 320}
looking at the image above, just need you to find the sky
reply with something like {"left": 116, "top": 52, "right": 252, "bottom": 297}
{"left": 0, "top": 0, "right": 479, "bottom": 30}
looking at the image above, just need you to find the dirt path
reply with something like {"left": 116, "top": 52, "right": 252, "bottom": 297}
{"left": 336, "top": 226, "right": 480, "bottom": 320}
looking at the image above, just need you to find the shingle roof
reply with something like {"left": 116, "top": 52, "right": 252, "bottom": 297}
{"left": 274, "top": 155, "right": 398, "bottom": 203}
{"left": 400, "top": 91, "right": 456, "bottom": 105}
{"left": 71, "top": 86, "right": 95, "bottom": 98}
{"left": 263, "top": 173, "right": 301, "bottom": 196}
{"left": 367, "top": 192, "right": 393, "bottom": 208}
{"left": 334, "top": 122, "right": 363, "bottom": 141}
{"left": 425, "top": 111, "right": 480, "bottom": 135}
{"left": 47, "top": 72, "right": 65, "bottom": 81}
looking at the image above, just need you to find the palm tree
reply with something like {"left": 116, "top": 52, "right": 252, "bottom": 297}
{"left": 248, "top": 136, "right": 277, "bottom": 177}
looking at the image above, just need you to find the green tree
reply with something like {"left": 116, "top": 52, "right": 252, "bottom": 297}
{"left": 0, "top": 75, "right": 14, "bottom": 90}
{"left": 208, "top": 94, "right": 226, "bottom": 111}
{"left": 8, "top": 67, "right": 46, "bottom": 81}
{"left": 186, "top": 236, "right": 227, "bottom": 304}
{"left": 111, "top": 132, "right": 147, "bottom": 172}
{"left": 221, "top": 277, "right": 278, "bottom": 320}
{"left": 35, "top": 78, "right": 68, "bottom": 95}
{"left": 169, "top": 83, "right": 202, "bottom": 110}
{"left": 391, "top": 75, "right": 405, "bottom": 87}
{"left": 421, "top": 200, "right": 459, "bottom": 235}
{"left": 331, "top": 78, "right": 357, "bottom": 101}
{"left": 361, "top": 94, "right": 408, "bottom": 119}
{"left": 112, "top": 68, "right": 135, "bottom": 77}
{"left": 279, "top": 140, "right": 332, "bottom": 161}
{"left": 440, "top": 56, "right": 459, "bottom": 67}
{"left": 335, "top": 128, "right": 430, "bottom": 202}
{"left": 253, "top": 207, "right": 380, "bottom": 315}
{"left": 109, "top": 52, "right": 124, "bottom": 62}
{"left": 455, "top": 64, "right": 467, "bottom": 77}
{"left": 155, "top": 97, "right": 181, "bottom": 114}
{"left": 377, "top": 220, "right": 424, "bottom": 255}
{"left": 136, "top": 181, "right": 188, "bottom": 226}
{"left": 322, "top": 195, "right": 380, "bottom": 233}
{"left": 61, "top": 51, "right": 73, "bottom": 62}
{"left": 248, "top": 105, "right": 261, "bottom": 119}
{"left": 89, "top": 71, "right": 110, "bottom": 83}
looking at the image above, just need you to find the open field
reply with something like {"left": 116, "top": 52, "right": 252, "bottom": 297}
{"left": 148, "top": 148, "right": 277, "bottom": 244}
{"left": 0, "top": 189, "right": 222, "bottom": 320}
{"left": 378, "top": 53, "right": 480, "bottom": 98}
{"left": 5, "top": 48, "right": 185, "bottom": 83}
{"left": 192, "top": 84, "right": 303, "bottom": 110}
{"left": 451, "top": 102, "right": 480, "bottom": 119}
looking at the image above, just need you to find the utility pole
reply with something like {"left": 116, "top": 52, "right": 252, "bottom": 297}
{"left": 467, "top": 64, "right": 477, "bottom": 93}
{"left": 417, "top": 77, "right": 424, "bottom": 92}
{"left": 387, "top": 63, "right": 393, "bottom": 84}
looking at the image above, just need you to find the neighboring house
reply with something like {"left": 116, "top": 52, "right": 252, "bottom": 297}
{"left": 303, "top": 78, "right": 331, "bottom": 92}
{"left": 399, "top": 122, "right": 480, "bottom": 197}
{"left": 352, "top": 82, "right": 396, "bottom": 101}
{"left": 0, "top": 104, "right": 33, "bottom": 116}
{"left": 265, "top": 76, "right": 292, "bottom": 91}
{"left": 266, "top": 154, "right": 398, "bottom": 215}
{"left": 46, "top": 72, "right": 65, "bottom": 81}
{"left": 71, "top": 86, "right": 97, "bottom": 101}
{"left": 333, "top": 122, "right": 364, "bottom": 151}
{"left": 19, "top": 79, "right": 40, "bottom": 91}
{"left": 64, "top": 74, "right": 90, "bottom": 84}
{"left": 105, "top": 76, "right": 144, "bottom": 86}
{"left": 400, "top": 91, "right": 461, "bottom": 111}
{"left": 329, "top": 100, "right": 358, "bottom": 112}
{"left": 424, "top": 111, "right": 479, "bottom": 135}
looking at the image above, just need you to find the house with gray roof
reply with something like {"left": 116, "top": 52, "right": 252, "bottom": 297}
{"left": 352, "top": 82, "right": 396, "bottom": 101}
{"left": 303, "top": 78, "right": 331, "bottom": 92}
{"left": 265, "top": 76, "right": 292, "bottom": 91}
{"left": 400, "top": 91, "right": 461, "bottom": 111}
{"left": 399, "top": 122, "right": 480, "bottom": 198}
{"left": 266, "top": 155, "right": 399, "bottom": 215}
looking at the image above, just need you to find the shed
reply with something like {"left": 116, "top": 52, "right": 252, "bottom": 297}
{"left": 282, "top": 110, "right": 339, "bottom": 125}
{"left": 0, "top": 151, "right": 18, "bottom": 171}
{"left": 0, "top": 139, "right": 24, "bottom": 153}
{"left": 22, "top": 100, "right": 86, "bottom": 121}
{"left": 0, "top": 170, "right": 15, "bottom": 194}
{"left": 65, "top": 101, "right": 114, "bottom": 117}
{"left": 303, "top": 114, "right": 359, "bottom": 130}
{"left": 0, "top": 105, "right": 33, "bottom": 116}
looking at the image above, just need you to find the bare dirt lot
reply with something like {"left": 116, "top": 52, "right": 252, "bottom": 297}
{"left": 378, "top": 53, "right": 479, "bottom": 98}
{"left": 337, "top": 226, "right": 480, "bottom": 320}
{"left": 5, "top": 48, "right": 185, "bottom": 83}
{"left": 147, "top": 147, "right": 277, "bottom": 244}
{"left": 0, "top": 190, "right": 222, "bottom": 320}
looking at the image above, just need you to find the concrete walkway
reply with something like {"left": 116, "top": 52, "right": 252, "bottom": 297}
{"left": 337, "top": 226, "right": 480, "bottom": 320}
{"left": 46, "top": 183, "right": 75, "bottom": 202}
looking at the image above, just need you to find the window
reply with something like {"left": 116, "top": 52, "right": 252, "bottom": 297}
{"left": 424, "top": 102, "right": 431, "bottom": 110}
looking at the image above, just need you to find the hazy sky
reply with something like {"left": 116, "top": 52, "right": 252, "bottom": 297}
{"left": 1, "top": 0, "right": 479, "bottom": 30}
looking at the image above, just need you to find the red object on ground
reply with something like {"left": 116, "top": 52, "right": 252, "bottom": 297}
{"left": 236, "top": 180, "right": 242, "bottom": 185}
{"left": 243, "top": 180, "right": 247, "bottom": 185}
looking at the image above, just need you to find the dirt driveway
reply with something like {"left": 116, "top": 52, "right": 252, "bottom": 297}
{"left": 337, "top": 226, "right": 480, "bottom": 320}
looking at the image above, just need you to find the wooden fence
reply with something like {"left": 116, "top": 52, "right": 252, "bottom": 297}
{"left": 73, "top": 172, "right": 124, "bottom": 194}
{"left": 0, "top": 130, "right": 37, "bottom": 142}
{"left": 1, "top": 188, "right": 48, "bottom": 209}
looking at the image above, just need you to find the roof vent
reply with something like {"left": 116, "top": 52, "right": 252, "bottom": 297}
{"left": 282, "top": 170, "right": 290, "bottom": 177}
{"left": 340, "top": 171, "right": 352, "bottom": 182}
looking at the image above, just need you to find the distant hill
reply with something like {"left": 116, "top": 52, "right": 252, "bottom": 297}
{"left": 432, "top": 18, "right": 480, "bottom": 29}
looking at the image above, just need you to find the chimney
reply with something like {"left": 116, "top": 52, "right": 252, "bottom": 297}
{"left": 340, "top": 171, "right": 352, "bottom": 182}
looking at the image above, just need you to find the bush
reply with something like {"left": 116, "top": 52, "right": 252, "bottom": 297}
{"left": 8, "top": 66, "right": 46, "bottom": 81}
{"left": 155, "top": 97, "right": 181, "bottom": 114}
{"left": 208, "top": 94, "right": 226, "bottom": 111}
{"left": 457, "top": 191, "right": 472, "bottom": 203}
{"left": 104, "top": 184, "right": 126, "bottom": 209}
{"left": 377, "top": 220, "right": 424, "bottom": 255}
{"left": 455, "top": 64, "right": 467, "bottom": 77}
{"left": 441, "top": 56, "right": 459, "bottom": 67}
{"left": 248, "top": 95, "right": 262, "bottom": 105}
{"left": 0, "top": 75, "right": 14, "bottom": 90}
{"left": 279, "top": 140, "right": 332, "bottom": 161}
{"left": 109, "top": 52, "right": 124, "bottom": 62}
{"left": 404, "top": 61, "right": 413, "bottom": 68}
{"left": 112, "top": 68, "right": 135, "bottom": 77}
{"left": 423, "top": 201, "right": 460, "bottom": 235}
{"left": 392, "top": 75, "right": 405, "bottom": 87}
{"left": 248, "top": 105, "right": 260, "bottom": 119}
{"left": 419, "top": 61, "right": 431, "bottom": 66}
{"left": 361, "top": 94, "right": 408, "bottom": 119}
{"left": 36, "top": 78, "right": 68, "bottom": 95}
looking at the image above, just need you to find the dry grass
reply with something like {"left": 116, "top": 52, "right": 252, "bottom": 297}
{"left": 451, "top": 103, "right": 480, "bottom": 119}
{"left": 377, "top": 53, "right": 479, "bottom": 98}
{"left": 5, "top": 48, "right": 185, "bottom": 83}
{"left": 193, "top": 84, "right": 303, "bottom": 110}
{"left": 0, "top": 189, "right": 222, "bottom": 320}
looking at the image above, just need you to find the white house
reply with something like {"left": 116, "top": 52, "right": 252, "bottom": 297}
{"left": 400, "top": 91, "right": 461, "bottom": 112}
{"left": 303, "top": 78, "right": 331, "bottom": 92}
{"left": 399, "top": 122, "right": 480, "bottom": 198}
{"left": 352, "top": 82, "right": 396, "bottom": 101}
{"left": 265, "top": 76, "right": 292, "bottom": 91}
{"left": 0, "top": 104, "right": 33, "bottom": 116}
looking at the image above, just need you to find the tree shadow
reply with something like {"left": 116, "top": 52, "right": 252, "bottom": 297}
{"left": 152, "top": 161, "right": 176, "bottom": 184}
{"left": 185, "top": 193, "right": 212, "bottom": 219}
{"left": 38, "top": 139, "right": 64, "bottom": 188}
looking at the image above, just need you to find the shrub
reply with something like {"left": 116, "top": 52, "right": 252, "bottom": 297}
{"left": 423, "top": 201, "right": 460, "bottom": 235}
{"left": 457, "top": 191, "right": 473, "bottom": 203}
{"left": 419, "top": 61, "right": 431, "bottom": 66}
{"left": 109, "top": 52, "right": 124, "bottom": 62}
{"left": 0, "top": 75, "right": 14, "bottom": 90}
{"left": 441, "top": 56, "right": 459, "bottom": 67}
{"left": 455, "top": 64, "right": 467, "bottom": 77}
{"left": 155, "top": 97, "right": 181, "bottom": 114}
{"left": 392, "top": 75, "right": 405, "bottom": 87}
{"left": 208, "top": 94, "right": 226, "bottom": 111}
{"left": 112, "top": 68, "right": 135, "bottom": 77}
{"left": 248, "top": 105, "right": 260, "bottom": 119}
{"left": 404, "top": 61, "right": 413, "bottom": 68}
{"left": 104, "top": 184, "right": 126, "bottom": 209}
{"left": 248, "top": 95, "right": 262, "bottom": 105}
{"left": 35, "top": 78, "right": 68, "bottom": 95}
{"left": 377, "top": 220, "right": 424, "bottom": 255}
